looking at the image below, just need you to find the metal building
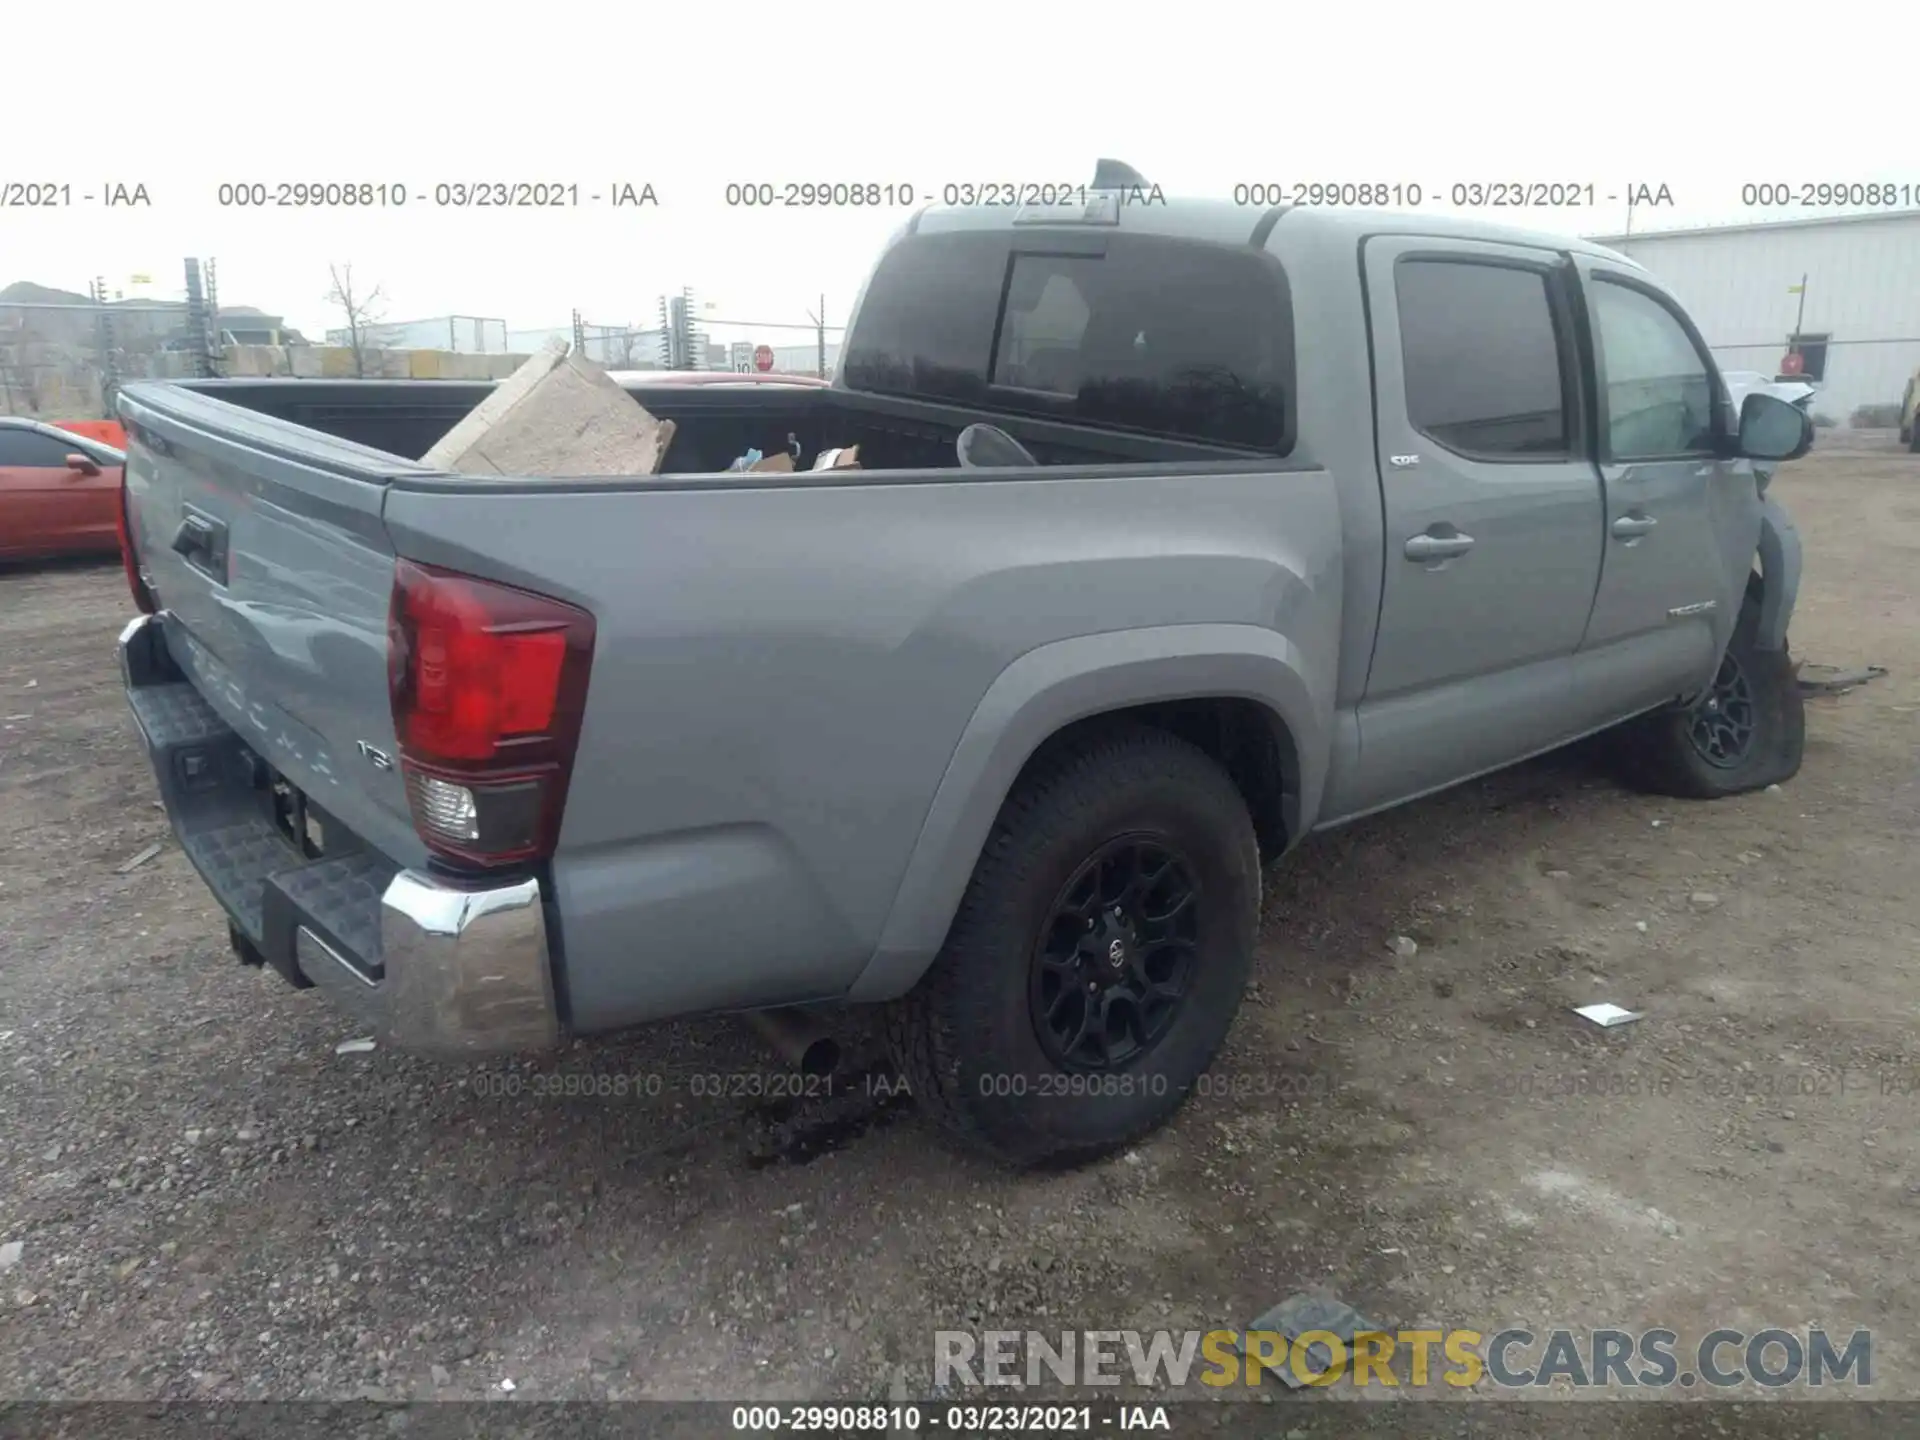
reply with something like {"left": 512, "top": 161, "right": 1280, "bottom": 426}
{"left": 1590, "top": 210, "right": 1920, "bottom": 424}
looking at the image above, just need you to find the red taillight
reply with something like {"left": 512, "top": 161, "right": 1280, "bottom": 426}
{"left": 387, "top": 559, "right": 595, "bottom": 868}
{"left": 117, "top": 471, "right": 156, "bottom": 615}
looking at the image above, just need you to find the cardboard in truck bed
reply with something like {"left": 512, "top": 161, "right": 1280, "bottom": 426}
{"left": 812, "top": 445, "right": 861, "bottom": 470}
{"left": 420, "top": 340, "right": 676, "bottom": 477}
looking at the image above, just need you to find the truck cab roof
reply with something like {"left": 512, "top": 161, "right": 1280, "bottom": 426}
{"left": 840, "top": 176, "right": 1653, "bottom": 457}
{"left": 912, "top": 193, "right": 1644, "bottom": 270}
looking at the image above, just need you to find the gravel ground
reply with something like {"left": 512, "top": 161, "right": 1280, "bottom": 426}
{"left": 2, "top": 435, "right": 1918, "bottom": 1432}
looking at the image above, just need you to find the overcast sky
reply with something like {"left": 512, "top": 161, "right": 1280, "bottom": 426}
{"left": 6, "top": 1, "right": 1901, "bottom": 345}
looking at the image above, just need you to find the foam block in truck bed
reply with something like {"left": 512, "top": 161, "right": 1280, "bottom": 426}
{"left": 419, "top": 340, "right": 676, "bottom": 477}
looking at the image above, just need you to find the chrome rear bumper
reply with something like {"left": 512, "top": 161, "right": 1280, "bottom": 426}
{"left": 298, "top": 871, "right": 561, "bottom": 1055}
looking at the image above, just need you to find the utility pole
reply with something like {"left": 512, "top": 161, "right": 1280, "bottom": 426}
{"left": 183, "top": 258, "right": 214, "bottom": 380}
{"left": 1782, "top": 274, "right": 1810, "bottom": 379}
{"left": 681, "top": 287, "right": 701, "bottom": 369}
{"left": 806, "top": 293, "right": 827, "bottom": 378}
{"left": 90, "top": 276, "right": 120, "bottom": 415}
{"left": 204, "top": 258, "right": 223, "bottom": 376}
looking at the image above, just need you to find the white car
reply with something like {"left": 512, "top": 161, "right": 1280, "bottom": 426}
{"left": 1722, "top": 369, "right": 1816, "bottom": 415}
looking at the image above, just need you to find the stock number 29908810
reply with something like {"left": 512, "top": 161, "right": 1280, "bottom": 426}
{"left": 725, "top": 182, "right": 917, "bottom": 207}
{"left": 1233, "top": 181, "right": 1424, "bottom": 207}
{"left": 217, "top": 181, "right": 409, "bottom": 208}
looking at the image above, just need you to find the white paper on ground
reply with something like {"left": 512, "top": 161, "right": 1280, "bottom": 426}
{"left": 1572, "top": 1003, "right": 1643, "bottom": 1028}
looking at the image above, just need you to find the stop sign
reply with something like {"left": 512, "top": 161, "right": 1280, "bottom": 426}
{"left": 1779, "top": 351, "right": 1804, "bottom": 377}
{"left": 753, "top": 344, "right": 775, "bottom": 373}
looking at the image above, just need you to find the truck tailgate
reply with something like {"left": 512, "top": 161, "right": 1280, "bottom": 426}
{"left": 118, "top": 383, "right": 427, "bottom": 869}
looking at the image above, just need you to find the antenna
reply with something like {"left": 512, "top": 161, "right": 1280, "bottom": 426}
{"left": 1092, "top": 158, "right": 1149, "bottom": 189}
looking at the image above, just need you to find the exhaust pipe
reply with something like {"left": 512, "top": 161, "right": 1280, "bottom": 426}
{"left": 742, "top": 1007, "right": 842, "bottom": 1078}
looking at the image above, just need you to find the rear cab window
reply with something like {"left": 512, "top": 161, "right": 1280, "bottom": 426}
{"left": 841, "top": 229, "right": 1294, "bottom": 453}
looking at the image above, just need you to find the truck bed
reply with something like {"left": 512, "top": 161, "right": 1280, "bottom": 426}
{"left": 114, "top": 374, "right": 1338, "bottom": 1041}
{"left": 158, "top": 378, "right": 1243, "bottom": 477}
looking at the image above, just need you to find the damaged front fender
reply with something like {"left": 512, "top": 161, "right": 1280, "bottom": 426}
{"left": 1754, "top": 497, "right": 1801, "bottom": 653}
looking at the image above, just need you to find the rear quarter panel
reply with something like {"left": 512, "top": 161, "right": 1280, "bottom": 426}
{"left": 381, "top": 465, "right": 1344, "bottom": 1029}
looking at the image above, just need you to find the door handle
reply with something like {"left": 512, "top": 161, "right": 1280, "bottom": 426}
{"left": 1404, "top": 531, "right": 1475, "bottom": 561}
{"left": 1611, "top": 513, "right": 1658, "bottom": 539}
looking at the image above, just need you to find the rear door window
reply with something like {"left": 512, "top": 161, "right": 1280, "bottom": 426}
{"left": 1395, "top": 259, "right": 1572, "bottom": 459}
{"left": 842, "top": 231, "right": 1293, "bottom": 452}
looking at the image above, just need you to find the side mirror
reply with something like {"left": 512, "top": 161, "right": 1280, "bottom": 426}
{"left": 65, "top": 453, "right": 102, "bottom": 477}
{"left": 1737, "top": 392, "right": 1812, "bottom": 464}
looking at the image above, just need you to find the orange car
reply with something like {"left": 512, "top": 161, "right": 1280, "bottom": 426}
{"left": 49, "top": 417, "right": 128, "bottom": 451}
{"left": 0, "top": 416, "right": 125, "bottom": 561}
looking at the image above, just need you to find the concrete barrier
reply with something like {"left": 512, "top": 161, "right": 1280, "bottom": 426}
{"left": 8, "top": 345, "right": 534, "bottom": 402}
{"left": 217, "top": 345, "right": 530, "bottom": 380}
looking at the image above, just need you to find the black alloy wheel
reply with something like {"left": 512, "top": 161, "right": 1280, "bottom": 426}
{"left": 884, "top": 723, "right": 1260, "bottom": 1166}
{"left": 1686, "top": 650, "right": 1758, "bottom": 769}
{"left": 1611, "top": 578, "right": 1805, "bottom": 800}
{"left": 1029, "top": 835, "right": 1200, "bottom": 1070}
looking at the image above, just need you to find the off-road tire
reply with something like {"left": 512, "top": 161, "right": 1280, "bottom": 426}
{"left": 884, "top": 724, "right": 1260, "bottom": 1167}
{"left": 1615, "top": 579, "right": 1804, "bottom": 799}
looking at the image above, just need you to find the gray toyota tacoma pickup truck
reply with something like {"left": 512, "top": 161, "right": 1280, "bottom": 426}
{"left": 113, "top": 179, "right": 1812, "bottom": 1166}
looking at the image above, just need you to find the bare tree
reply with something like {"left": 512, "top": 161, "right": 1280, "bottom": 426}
{"left": 0, "top": 354, "right": 43, "bottom": 413}
{"left": 612, "top": 326, "right": 648, "bottom": 367}
{"left": 325, "top": 263, "right": 388, "bottom": 378}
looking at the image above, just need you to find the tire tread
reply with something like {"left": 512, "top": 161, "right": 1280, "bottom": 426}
{"left": 886, "top": 723, "right": 1258, "bottom": 1167}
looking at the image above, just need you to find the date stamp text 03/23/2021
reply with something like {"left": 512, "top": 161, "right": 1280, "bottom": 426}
{"left": 11, "top": 175, "right": 1920, "bottom": 211}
